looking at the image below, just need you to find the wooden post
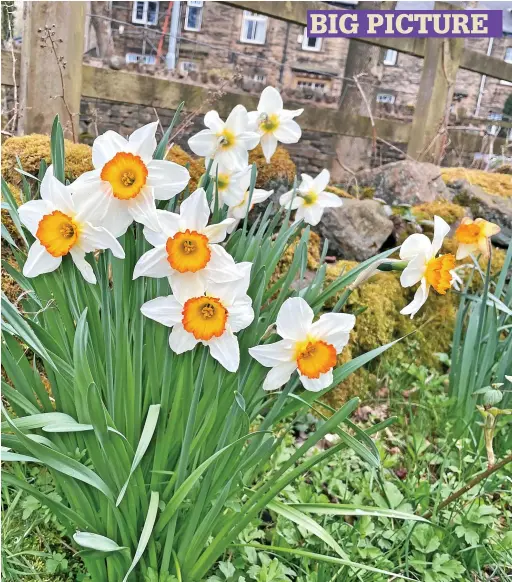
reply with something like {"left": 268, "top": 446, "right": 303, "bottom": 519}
{"left": 407, "top": 3, "right": 464, "bottom": 163}
{"left": 19, "top": 1, "right": 86, "bottom": 141}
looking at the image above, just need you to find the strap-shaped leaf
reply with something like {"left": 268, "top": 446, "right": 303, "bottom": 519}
{"left": 73, "top": 531, "right": 127, "bottom": 553}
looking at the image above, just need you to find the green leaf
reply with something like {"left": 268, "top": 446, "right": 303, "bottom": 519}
{"left": 286, "top": 503, "right": 428, "bottom": 522}
{"left": 50, "top": 116, "right": 65, "bottom": 183}
{"left": 122, "top": 491, "right": 160, "bottom": 582}
{"left": 1, "top": 411, "right": 76, "bottom": 430}
{"left": 73, "top": 531, "right": 127, "bottom": 553}
{"left": 116, "top": 404, "right": 160, "bottom": 506}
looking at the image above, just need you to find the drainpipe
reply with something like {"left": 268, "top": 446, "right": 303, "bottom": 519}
{"left": 166, "top": 1, "right": 181, "bottom": 70}
{"left": 474, "top": 37, "right": 494, "bottom": 116}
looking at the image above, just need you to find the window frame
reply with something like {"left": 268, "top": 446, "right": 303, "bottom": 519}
{"left": 383, "top": 48, "right": 398, "bottom": 66}
{"left": 125, "top": 52, "right": 156, "bottom": 65}
{"left": 240, "top": 10, "right": 268, "bottom": 45}
{"left": 376, "top": 92, "right": 396, "bottom": 104}
{"left": 132, "top": 1, "right": 159, "bottom": 26}
{"left": 301, "top": 27, "right": 322, "bottom": 52}
{"left": 184, "top": 0, "right": 203, "bottom": 32}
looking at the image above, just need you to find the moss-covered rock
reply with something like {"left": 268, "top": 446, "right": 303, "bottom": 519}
{"left": 325, "top": 185, "right": 354, "bottom": 199}
{"left": 2, "top": 134, "right": 93, "bottom": 186}
{"left": 248, "top": 144, "right": 296, "bottom": 189}
{"left": 412, "top": 200, "right": 466, "bottom": 225}
{"left": 441, "top": 168, "right": 512, "bottom": 199}
{"left": 166, "top": 145, "right": 204, "bottom": 192}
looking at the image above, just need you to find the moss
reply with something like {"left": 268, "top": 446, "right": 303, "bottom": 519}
{"left": 1, "top": 248, "right": 22, "bottom": 304}
{"left": 166, "top": 144, "right": 204, "bottom": 192}
{"left": 2, "top": 134, "right": 93, "bottom": 186}
{"left": 348, "top": 186, "right": 376, "bottom": 199}
{"left": 412, "top": 200, "right": 466, "bottom": 225}
{"left": 441, "top": 168, "right": 512, "bottom": 199}
{"left": 248, "top": 144, "right": 296, "bottom": 189}
{"left": 325, "top": 185, "right": 354, "bottom": 199}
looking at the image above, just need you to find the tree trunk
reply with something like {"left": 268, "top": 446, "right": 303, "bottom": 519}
{"left": 90, "top": 1, "right": 114, "bottom": 60}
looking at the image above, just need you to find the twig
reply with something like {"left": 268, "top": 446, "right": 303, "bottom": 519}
{"left": 422, "top": 452, "right": 512, "bottom": 520}
{"left": 353, "top": 72, "right": 377, "bottom": 154}
{"left": 3, "top": 7, "right": 19, "bottom": 133}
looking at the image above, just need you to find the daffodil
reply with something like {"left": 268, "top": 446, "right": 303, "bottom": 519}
{"left": 399, "top": 215, "right": 455, "bottom": 318}
{"left": 208, "top": 161, "right": 252, "bottom": 209}
{"left": 188, "top": 105, "right": 260, "bottom": 168}
{"left": 279, "top": 169, "right": 342, "bottom": 226}
{"left": 141, "top": 265, "right": 254, "bottom": 372}
{"left": 249, "top": 297, "right": 355, "bottom": 392}
{"left": 72, "top": 122, "right": 190, "bottom": 237}
{"left": 454, "top": 217, "right": 501, "bottom": 260}
{"left": 133, "top": 188, "right": 239, "bottom": 302}
{"left": 18, "top": 168, "right": 124, "bottom": 283}
{"left": 248, "top": 86, "right": 303, "bottom": 163}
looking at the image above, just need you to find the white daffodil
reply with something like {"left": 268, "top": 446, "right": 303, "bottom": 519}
{"left": 248, "top": 86, "right": 303, "bottom": 163}
{"left": 18, "top": 168, "right": 124, "bottom": 284}
{"left": 72, "top": 122, "right": 190, "bottom": 237}
{"left": 141, "top": 264, "right": 254, "bottom": 372}
{"left": 249, "top": 297, "right": 355, "bottom": 392}
{"left": 399, "top": 215, "right": 455, "bottom": 318}
{"left": 208, "top": 161, "right": 252, "bottom": 209}
{"left": 454, "top": 217, "right": 501, "bottom": 260}
{"left": 225, "top": 186, "right": 273, "bottom": 234}
{"left": 188, "top": 105, "right": 260, "bottom": 168}
{"left": 279, "top": 169, "right": 342, "bottom": 226}
{"left": 133, "top": 188, "right": 239, "bottom": 302}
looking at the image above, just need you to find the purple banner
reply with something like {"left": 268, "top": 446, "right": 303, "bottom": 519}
{"left": 307, "top": 10, "right": 503, "bottom": 38}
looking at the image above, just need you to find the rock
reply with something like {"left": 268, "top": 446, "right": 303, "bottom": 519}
{"left": 452, "top": 181, "right": 512, "bottom": 244}
{"left": 108, "top": 55, "right": 125, "bottom": 70}
{"left": 316, "top": 199, "right": 394, "bottom": 260}
{"left": 353, "top": 161, "right": 451, "bottom": 206}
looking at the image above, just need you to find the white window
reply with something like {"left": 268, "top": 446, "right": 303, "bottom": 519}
{"left": 185, "top": 0, "right": 203, "bottom": 32}
{"left": 180, "top": 60, "right": 198, "bottom": 73}
{"left": 126, "top": 52, "right": 156, "bottom": 65}
{"left": 297, "top": 80, "right": 326, "bottom": 92}
{"left": 254, "top": 73, "right": 266, "bottom": 83}
{"left": 376, "top": 93, "right": 396, "bottom": 104}
{"left": 383, "top": 49, "right": 398, "bottom": 66}
{"left": 241, "top": 11, "right": 267, "bottom": 44}
{"left": 301, "top": 27, "right": 322, "bottom": 52}
{"left": 132, "top": 2, "right": 159, "bottom": 25}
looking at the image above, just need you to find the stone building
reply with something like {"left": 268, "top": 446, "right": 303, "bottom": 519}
{"left": 84, "top": 1, "right": 512, "bottom": 119}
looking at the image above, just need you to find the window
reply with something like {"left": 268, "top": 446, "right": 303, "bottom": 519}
{"left": 253, "top": 73, "right": 266, "bottom": 83}
{"left": 132, "top": 1, "right": 159, "bottom": 25}
{"left": 241, "top": 11, "right": 267, "bottom": 44}
{"left": 185, "top": 0, "right": 203, "bottom": 32}
{"left": 179, "top": 60, "right": 198, "bottom": 73}
{"left": 126, "top": 52, "right": 156, "bottom": 65}
{"left": 376, "top": 93, "right": 396, "bottom": 104}
{"left": 301, "top": 28, "right": 322, "bottom": 52}
{"left": 297, "top": 80, "right": 326, "bottom": 92}
{"left": 383, "top": 49, "right": 398, "bottom": 66}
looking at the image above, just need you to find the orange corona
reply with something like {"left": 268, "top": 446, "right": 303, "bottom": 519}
{"left": 36, "top": 210, "right": 79, "bottom": 257}
{"left": 182, "top": 296, "right": 228, "bottom": 341}
{"left": 295, "top": 339, "right": 337, "bottom": 379}
{"left": 425, "top": 254, "right": 456, "bottom": 294}
{"left": 166, "top": 230, "right": 211, "bottom": 273}
{"left": 100, "top": 152, "right": 148, "bottom": 200}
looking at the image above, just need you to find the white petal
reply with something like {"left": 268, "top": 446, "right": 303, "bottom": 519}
{"left": 281, "top": 108, "right": 304, "bottom": 120}
{"left": 92, "top": 130, "right": 128, "bottom": 169}
{"left": 70, "top": 248, "right": 96, "bottom": 284}
{"left": 237, "top": 131, "right": 261, "bottom": 152}
{"left": 249, "top": 339, "right": 295, "bottom": 367}
{"left": 400, "top": 279, "right": 430, "bottom": 319}
{"left": 23, "top": 240, "right": 61, "bottom": 278}
{"left": 98, "top": 197, "right": 134, "bottom": 237}
{"left": 71, "top": 172, "right": 111, "bottom": 224}
{"left": 204, "top": 110, "right": 224, "bottom": 133}
{"left": 276, "top": 297, "right": 314, "bottom": 341}
{"left": 146, "top": 160, "right": 190, "bottom": 200}
{"left": 78, "top": 223, "right": 125, "bottom": 258}
{"left": 455, "top": 243, "right": 474, "bottom": 260}
{"left": 215, "top": 146, "right": 249, "bottom": 169}
{"left": 228, "top": 295, "right": 254, "bottom": 333}
{"left": 247, "top": 110, "right": 261, "bottom": 132}
{"left": 126, "top": 187, "right": 160, "bottom": 232}
{"left": 310, "top": 313, "right": 355, "bottom": 351}
{"left": 399, "top": 233, "right": 432, "bottom": 261}
{"left": 179, "top": 188, "right": 210, "bottom": 231}
{"left": 141, "top": 295, "right": 182, "bottom": 327}
{"left": 299, "top": 174, "right": 314, "bottom": 192}
{"left": 40, "top": 168, "right": 74, "bottom": 213}
{"left": 133, "top": 246, "right": 170, "bottom": 279}
{"left": 260, "top": 133, "right": 278, "bottom": 163}
{"left": 18, "top": 200, "right": 52, "bottom": 236}
{"left": 188, "top": 130, "right": 218, "bottom": 158}
{"left": 316, "top": 191, "right": 343, "bottom": 208}
{"left": 400, "top": 253, "right": 427, "bottom": 288}
{"left": 206, "top": 327, "right": 240, "bottom": 372}
{"left": 143, "top": 226, "right": 168, "bottom": 248}
{"left": 431, "top": 215, "right": 450, "bottom": 257}
{"left": 205, "top": 261, "right": 252, "bottom": 304}
{"left": 279, "top": 191, "right": 302, "bottom": 210}
{"left": 303, "top": 205, "right": 324, "bottom": 226}
{"left": 203, "top": 244, "right": 239, "bottom": 283}
{"left": 225, "top": 104, "right": 249, "bottom": 133}
{"left": 252, "top": 189, "right": 273, "bottom": 205}
{"left": 155, "top": 209, "right": 182, "bottom": 237}
{"left": 127, "top": 122, "right": 157, "bottom": 162}
{"left": 311, "top": 169, "right": 330, "bottom": 194}
{"left": 262, "top": 361, "right": 297, "bottom": 391}
{"left": 168, "top": 270, "right": 207, "bottom": 304}
{"left": 258, "top": 87, "right": 283, "bottom": 114}
{"left": 300, "top": 370, "right": 333, "bottom": 392}
{"left": 168, "top": 323, "right": 199, "bottom": 354}
{"left": 203, "top": 218, "right": 237, "bottom": 243}
{"left": 274, "top": 119, "right": 301, "bottom": 144}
